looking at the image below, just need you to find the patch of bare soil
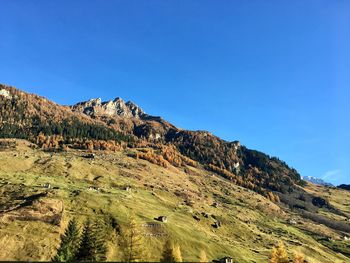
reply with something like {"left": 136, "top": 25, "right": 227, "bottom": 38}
{"left": 0, "top": 198, "right": 63, "bottom": 225}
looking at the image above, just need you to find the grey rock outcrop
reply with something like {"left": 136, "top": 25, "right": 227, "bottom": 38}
{"left": 0, "top": 89, "right": 12, "bottom": 99}
{"left": 71, "top": 97, "right": 145, "bottom": 118}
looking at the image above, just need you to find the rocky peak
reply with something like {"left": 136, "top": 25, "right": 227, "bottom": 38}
{"left": 125, "top": 101, "right": 144, "bottom": 117}
{"left": 87, "top": 98, "right": 102, "bottom": 106}
{"left": 71, "top": 96, "right": 145, "bottom": 118}
{"left": 0, "top": 88, "right": 12, "bottom": 99}
{"left": 113, "top": 97, "right": 123, "bottom": 102}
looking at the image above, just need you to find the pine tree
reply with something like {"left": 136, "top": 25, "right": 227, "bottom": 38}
{"left": 76, "top": 219, "right": 95, "bottom": 261}
{"left": 269, "top": 241, "right": 289, "bottom": 263}
{"left": 160, "top": 240, "right": 182, "bottom": 262}
{"left": 76, "top": 219, "right": 108, "bottom": 262}
{"left": 199, "top": 250, "right": 208, "bottom": 262}
{"left": 91, "top": 219, "right": 108, "bottom": 262}
{"left": 52, "top": 218, "right": 80, "bottom": 262}
{"left": 121, "top": 216, "right": 144, "bottom": 262}
{"left": 161, "top": 239, "right": 174, "bottom": 262}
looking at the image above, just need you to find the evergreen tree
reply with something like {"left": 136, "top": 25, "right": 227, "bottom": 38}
{"left": 76, "top": 219, "right": 95, "bottom": 262}
{"left": 52, "top": 218, "right": 80, "bottom": 262}
{"left": 91, "top": 219, "right": 108, "bottom": 262}
{"left": 76, "top": 219, "right": 108, "bottom": 262}
{"left": 160, "top": 240, "right": 182, "bottom": 262}
{"left": 121, "top": 216, "right": 144, "bottom": 262}
{"left": 161, "top": 239, "right": 174, "bottom": 263}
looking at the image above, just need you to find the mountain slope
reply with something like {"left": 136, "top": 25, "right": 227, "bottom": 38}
{"left": 338, "top": 184, "right": 350, "bottom": 191}
{"left": 0, "top": 140, "right": 349, "bottom": 262}
{"left": 303, "top": 176, "right": 333, "bottom": 187}
{"left": 0, "top": 84, "right": 342, "bottom": 215}
{"left": 1, "top": 84, "right": 303, "bottom": 196}
{"left": 1, "top": 84, "right": 350, "bottom": 261}
{"left": 0, "top": 84, "right": 131, "bottom": 142}
{"left": 69, "top": 87, "right": 305, "bottom": 198}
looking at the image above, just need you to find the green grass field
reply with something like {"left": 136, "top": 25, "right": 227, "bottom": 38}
{"left": 0, "top": 140, "right": 349, "bottom": 262}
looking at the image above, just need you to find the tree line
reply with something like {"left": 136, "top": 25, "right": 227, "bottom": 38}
{"left": 0, "top": 94, "right": 132, "bottom": 143}
{"left": 54, "top": 217, "right": 306, "bottom": 262}
{"left": 35, "top": 133, "right": 129, "bottom": 152}
{"left": 165, "top": 130, "right": 305, "bottom": 198}
{"left": 52, "top": 216, "right": 204, "bottom": 262}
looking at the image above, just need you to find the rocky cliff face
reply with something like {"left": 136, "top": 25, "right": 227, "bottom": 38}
{"left": 0, "top": 88, "right": 12, "bottom": 99}
{"left": 71, "top": 97, "right": 145, "bottom": 118}
{"left": 70, "top": 96, "right": 178, "bottom": 141}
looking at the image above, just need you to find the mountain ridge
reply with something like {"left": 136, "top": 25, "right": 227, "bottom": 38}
{"left": 0, "top": 83, "right": 304, "bottom": 195}
{"left": 1, "top": 83, "right": 350, "bottom": 261}
{"left": 71, "top": 96, "right": 146, "bottom": 119}
{"left": 302, "top": 176, "right": 334, "bottom": 187}
{"left": 0, "top": 83, "right": 332, "bottom": 207}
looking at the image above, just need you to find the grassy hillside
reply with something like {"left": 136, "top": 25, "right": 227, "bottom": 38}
{"left": 0, "top": 84, "right": 322, "bottom": 216}
{"left": 0, "top": 139, "right": 349, "bottom": 262}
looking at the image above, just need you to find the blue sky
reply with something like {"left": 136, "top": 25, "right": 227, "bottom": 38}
{"left": 1, "top": 1, "right": 349, "bottom": 185}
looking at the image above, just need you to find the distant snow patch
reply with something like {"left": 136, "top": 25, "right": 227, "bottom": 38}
{"left": 0, "top": 89, "right": 12, "bottom": 99}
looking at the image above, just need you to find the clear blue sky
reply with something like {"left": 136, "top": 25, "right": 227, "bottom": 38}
{"left": 1, "top": 1, "right": 349, "bottom": 185}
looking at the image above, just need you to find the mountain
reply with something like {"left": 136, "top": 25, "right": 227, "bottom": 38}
{"left": 302, "top": 176, "right": 334, "bottom": 187}
{"left": 71, "top": 97, "right": 145, "bottom": 118}
{"left": 0, "top": 84, "right": 130, "bottom": 142}
{"left": 69, "top": 88, "right": 308, "bottom": 197}
{"left": 0, "top": 84, "right": 340, "bottom": 208}
{"left": 338, "top": 184, "right": 350, "bottom": 191}
{"left": 0, "top": 84, "right": 305, "bottom": 198}
{"left": 1, "top": 83, "right": 350, "bottom": 262}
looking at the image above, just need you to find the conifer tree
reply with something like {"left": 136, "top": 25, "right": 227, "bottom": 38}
{"left": 269, "top": 241, "right": 289, "bottom": 263}
{"left": 76, "top": 219, "right": 95, "bottom": 261}
{"left": 91, "top": 219, "right": 108, "bottom": 262}
{"left": 121, "top": 215, "right": 144, "bottom": 262}
{"left": 160, "top": 239, "right": 174, "bottom": 263}
{"left": 53, "top": 219, "right": 80, "bottom": 262}
{"left": 161, "top": 240, "right": 182, "bottom": 262}
{"left": 76, "top": 219, "right": 108, "bottom": 262}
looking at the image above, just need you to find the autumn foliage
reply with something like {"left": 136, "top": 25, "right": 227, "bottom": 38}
{"left": 269, "top": 241, "right": 306, "bottom": 263}
{"left": 136, "top": 150, "right": 168, "bottom": 168}
{"left": 207, "top": 163, "right": 280, "bottom": 202}
{"left": 269, "top": 241, "right": 289, "bottom": 263}
{"left": 36, "top": 132, "right": 125, "bottom": 152}
{"left": 133, "top": 144, "right": 197, "bottom": 169}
